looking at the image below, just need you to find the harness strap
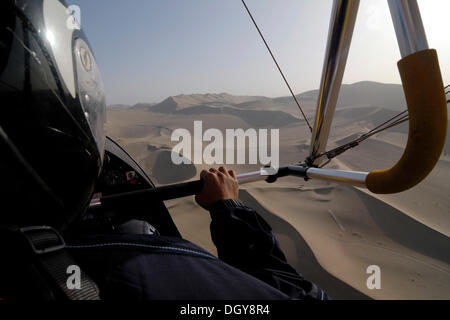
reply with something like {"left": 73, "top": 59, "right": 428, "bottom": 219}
{"left": 19, "top": 226, "right": 100, "bottom": 300}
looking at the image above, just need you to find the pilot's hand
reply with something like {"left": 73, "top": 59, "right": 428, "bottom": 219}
{"left": 195, "top": 167, "right": 239, "bottom": 210}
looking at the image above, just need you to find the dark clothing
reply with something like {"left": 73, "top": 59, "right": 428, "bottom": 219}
{"left": 68, "top": 200, "right": 328, "bottom": 300}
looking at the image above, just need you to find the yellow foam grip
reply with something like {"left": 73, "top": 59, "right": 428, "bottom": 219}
{"left": 366, "top": 49, "right": 448, "bottom": 194}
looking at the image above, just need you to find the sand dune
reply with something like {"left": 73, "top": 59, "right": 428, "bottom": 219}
{"left": 167, "top": 177, "right": 450, "bottom": 299}
{"left": 241, "top": 180, "right": 450, "bottom": 299}
{"left": 238, "top": 188, "right": 370, "bottom": 300}
{"left": 142, "top": 81, "right": 406, "bottom": 118}
{"left": 149, "top": 93, "right": 265, "bottom": 113}
{"left": 335, "top": 141, "right": 450, "bottom": 237}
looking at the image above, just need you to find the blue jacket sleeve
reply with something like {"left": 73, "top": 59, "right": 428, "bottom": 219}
{"left": 209, "top": 199, "right": 329, "bottom": 300}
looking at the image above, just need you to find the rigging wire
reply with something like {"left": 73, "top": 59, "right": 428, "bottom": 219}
{"left": 241, "top": 0, "right": 313, "bottom": 133}
{"left": 241, "top": 0, "right": 449, "bottom": 165}
{"left": 311, "top": 83, "right": 450, "bottom": 167}
{"left": 361, "top": 110, "right": 408, "bottom": 138}
{"left": 445, "top": 85, "right": 450, "bottom": 103}
{"left": 313, "top": 111, "right": 409, "bottom": 167}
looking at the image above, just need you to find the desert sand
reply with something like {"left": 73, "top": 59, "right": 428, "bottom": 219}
{"left": 105, "top": 81, "right": 450, "bottom": 300}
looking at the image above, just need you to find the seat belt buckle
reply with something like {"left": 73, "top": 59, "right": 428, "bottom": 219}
{"left": 19, "top": 226, "right": 66, "bottom": 255}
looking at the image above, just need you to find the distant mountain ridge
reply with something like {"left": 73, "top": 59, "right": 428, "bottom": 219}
{"left": 106, "top": 81, "right": 449, "bottom": 154}
{"left": 107, "top": 103, "right": 157, "bottom": 110}
{"left": 108, "top": 81, "right": 406, "bottom": 114}
{"left": 147, "top": 81, "right": 406, "bottom": 114}
{"left": 106, "top": 81, "right": 410, "bottom": 129}
{"left": 108, "top": 104, "right": 131, "bottom": 109}
{"left": 149, "top": 93, "right": 266, "bottom": 113}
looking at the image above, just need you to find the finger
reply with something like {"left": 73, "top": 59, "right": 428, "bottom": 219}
{"left": 209, "top": 168, "right": 218, "bottom": 174}
{"left": 200, "top": 170, "right": 209, "bottom": 179}
{"left": 218, "top": 166, "right": 229, "bottom": 176}
{"left": 228, "top": 170, "right": 236, "bottom": 179}
{"left": 200, "top": 170, "right": 215, "bottom": 181}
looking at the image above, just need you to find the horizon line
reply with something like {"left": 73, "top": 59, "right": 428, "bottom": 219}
{"left": 107, "top": 80, "right": 403, "bottom": 107}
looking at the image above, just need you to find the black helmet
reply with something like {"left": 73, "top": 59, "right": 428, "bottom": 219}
{"left": 0, "top": 0, "right": 106, "bottom": 229}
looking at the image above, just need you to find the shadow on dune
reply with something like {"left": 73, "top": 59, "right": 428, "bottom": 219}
{"left": 151, "top": 150, "right": 197, "bottom": 184}
{"left": 239, "top": 190, "right": 371, "bottom": 300}
{"left": 353, "top": 189, "right": 450, "bottom": 264}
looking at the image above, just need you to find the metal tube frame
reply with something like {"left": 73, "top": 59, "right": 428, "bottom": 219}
{"left": 235, "top": 166, "right": 368, "bottom": 189}
{"left": 239, "top": 0, "right": 430, "bottom": 190}
{"left": 387, "top": 0, "right": 429, "bottom": 58}
{"left": 236, "top": 170, "right": 269, "bottom": 185}
{"left": 306, "top": 168, "right": 368, "bottom": 188}
{"left": 308, "top": 0, "right": 360, "bottom": 166}
{"left": 303, "top": 0, "right": 429, "bottom": 189}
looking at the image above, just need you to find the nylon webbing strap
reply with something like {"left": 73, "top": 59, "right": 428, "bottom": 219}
{"left": 21, "top": 226, "right": 100, "bottom": 300}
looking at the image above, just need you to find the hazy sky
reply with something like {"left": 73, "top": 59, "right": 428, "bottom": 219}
{"left": 67, "top": 0, "right": 450, "bottom": 105}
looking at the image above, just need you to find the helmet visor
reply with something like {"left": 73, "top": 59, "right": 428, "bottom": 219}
{"left": 74, "top": 38, "right": 106, "bottom": 163}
